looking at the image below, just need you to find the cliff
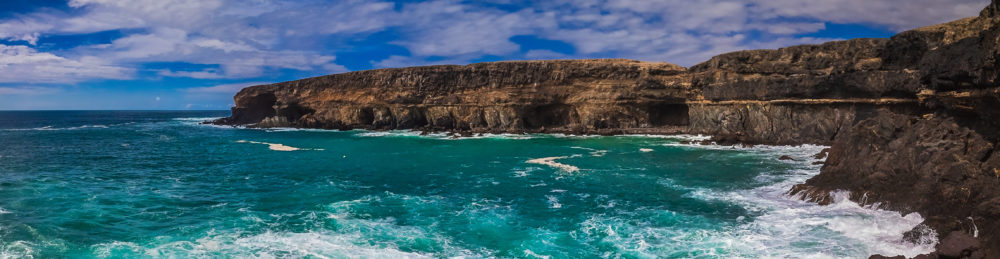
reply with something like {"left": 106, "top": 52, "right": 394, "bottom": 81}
{"left": 214, "top": 1, "right": 1000, "bottom": 258}
{"left": 216, "top": 59, "right": 693, "bottom": 135}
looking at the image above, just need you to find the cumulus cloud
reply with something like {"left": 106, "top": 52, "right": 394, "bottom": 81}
{"left": 0, "top": 0, "right": 366, "bottom": 81}
{"left": 0, "top": 0, "right": 990, "bottom": 86}
{"left": 749, "top": 0, "right": 989, "bottom": 31}
{"left": 0, "top": 44, "right": 132, "bottom": 83}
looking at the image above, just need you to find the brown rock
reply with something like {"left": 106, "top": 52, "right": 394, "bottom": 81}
{"left": 937, "top": 231, "right": 983, "bottom": 259}
{"left": 814, "top": 148, "right": 831, "bottom": 160}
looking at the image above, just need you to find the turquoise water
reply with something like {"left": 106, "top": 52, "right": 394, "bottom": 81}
{"left": 0, "top": 111, "right": 932, "bottom": 258}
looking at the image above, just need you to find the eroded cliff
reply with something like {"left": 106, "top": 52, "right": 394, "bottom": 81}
{"left": 215, "top": 59, "right": 693, "bottom": 135}
{"left": 214, "top": 1, "right": 1000, "bottom": 257}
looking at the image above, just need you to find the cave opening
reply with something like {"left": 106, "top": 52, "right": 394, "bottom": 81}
{"left": 522, "top": 104, "right": 575, "bottom": 129}
{"left": 647, "top": 103, "right": 690, "bottom": 127}
{"left": 231, "top": 93, "right": 278, "bottom": 124}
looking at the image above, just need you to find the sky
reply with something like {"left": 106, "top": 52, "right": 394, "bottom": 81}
{"left": 0, "top": 0, "right": 990, "bottom": 110}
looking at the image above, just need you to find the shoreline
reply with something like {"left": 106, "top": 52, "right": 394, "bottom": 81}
{"left": 201, "top": 119, "right": 939, "bottom": 257}
{"left": 210, "top": 1, "right": 1000, "bottom": 257}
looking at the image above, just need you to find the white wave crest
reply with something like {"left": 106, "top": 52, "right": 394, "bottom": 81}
{"left": 0, "top": 241, "right": 37, "bottom": 258}
{"left": 546, "top": 195, "right": 562, "bottom": 209}
{"left": 621, "top": 134, "right": 713, "bottom": 141}
{"left": 354, "top": 130, "right": 535, "bottom": 140}
{"left": 172, "top": 117, "right": 223, "bottom": 122}
{"left": 90, "top": 232, "right": 435, "bottom": 259}
{"left": 3, "top": 124, "right": 110, "bottom": 131}
{"left": 655, "top": 143, "right": 936, "bottom": 258}
{"left": 571, "top": 146, "right": 608, "bottom": 157}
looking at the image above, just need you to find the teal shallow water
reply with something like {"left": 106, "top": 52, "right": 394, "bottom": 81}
{"left": 0, "top": 111, "right": 933, "bottom": 258}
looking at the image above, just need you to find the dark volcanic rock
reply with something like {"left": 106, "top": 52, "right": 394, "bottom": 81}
{"left": 688, "top": 38, "right": 919, "bottom": 101}
{"left": 937, "top": 231, "right": 985, "bottom": 259}
{"left": 214, "top": 1, "right": 1000, "bottom": 256}
{"left": 813, "top": 148, "right": 830, "bottom": 160}
{"left": 794, "top": 2, "right": 1000, "bottom": 257}
{"left": 801, "top": 111, "right": 1000, "bottom": 257}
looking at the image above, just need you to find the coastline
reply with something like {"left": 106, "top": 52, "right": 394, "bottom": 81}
{"left": 198, "top": 119, "right": 939, "bottom": 257}
{"left": 211, "top": 1, "right": 1000, "bottom": 258}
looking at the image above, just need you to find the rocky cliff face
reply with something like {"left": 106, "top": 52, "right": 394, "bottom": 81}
{"left": 216, "top": 59, "right": 693, "bottom": 134}
{"left": 792, "top": 4, "right": 1000, "bottom": 258}
{"left": 215, "top": 1, "right": 1000, "bottom": 257}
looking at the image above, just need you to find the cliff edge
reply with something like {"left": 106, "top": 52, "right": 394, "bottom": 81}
{"left": 214, "top": 1, "right": 1000, "bottom": 257}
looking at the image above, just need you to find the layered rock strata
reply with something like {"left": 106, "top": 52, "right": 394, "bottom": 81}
{"left": 214, "top": 1, "right": 1000, "bottom": 257}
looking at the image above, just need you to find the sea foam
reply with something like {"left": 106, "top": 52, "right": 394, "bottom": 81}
{"left": 526, "top": 155, "right": 582, "bottom": 173}
{"left": 90, "top": 232, "right": 436, "bottom": 259}
{"left": 3, "top": 125, "right": 110, "bottom": 131}
{"left": 235, "top": 140, "right": 323, "bottom": 151}
{"left": 663, "top": 143, "right": 937, "bottom": 258}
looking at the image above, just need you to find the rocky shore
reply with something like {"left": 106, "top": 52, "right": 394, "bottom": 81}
{"left": 213, "top": 1, "right": 1000, "bottom": 258}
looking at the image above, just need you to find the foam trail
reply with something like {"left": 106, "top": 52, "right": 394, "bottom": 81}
{"left": 621, "top": 134, "right": 712, "bottom": 141}
{"left": 235, "top": 140, "right": 323, "bottom": 151}
{"left": 173, "top": 117, "right": 223, "bottom": 122}
{"left": 571, "top": 147, "right": 608, "bottom": 157}
{"left": 526, "top": 156, "right": 581, "bottom": 173}
{"left": 90, "top": 231, "right": 437, "bottom": 259}
{"left": 354, "top": 130, "right": 534, "bottom": 140}
{"left": 3, "top": 125, "right": 109, "bottom": 131}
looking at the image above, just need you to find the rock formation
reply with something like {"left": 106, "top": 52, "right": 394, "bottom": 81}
{"left": 214, "top": 1, "right": 1000, "bottom": 257}
{"left": 215, "top": 59, "right": 694, "bottom": 135}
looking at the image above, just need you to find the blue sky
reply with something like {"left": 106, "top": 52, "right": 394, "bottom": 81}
{"left": 0, "top": 0, "right": 989, "bottom": 110}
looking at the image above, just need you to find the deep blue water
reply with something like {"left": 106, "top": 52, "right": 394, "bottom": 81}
{"left": 0, "top": 111, "right": 933, "bottom": 258}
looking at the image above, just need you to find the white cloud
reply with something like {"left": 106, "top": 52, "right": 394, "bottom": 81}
{"left": 749, "top": 0, "right": 990, "bottom": 31}
{"left": 184, "top": 82, "right": 271, "bottom": 94}
{"left": 0, "top": 0, "right": 365, "bottom": 81}
{"left": 524, "top": 49, "right": 569, "bottom": 60}
{"left": 0, "top": 0, "right": 990, "bottom": 86}
{"left": 0, "top": 86, "right": 61, "bottom": 95}
{"left": 157, "top": 69, "right": 228, "bottom": 79}
{"left": 372, "top": 55, "right": 468, "bottom": 69}
{"left": 0, "top": 19, "right": 49, "bottom": 45}
{"left": 391, "top": 2, "right": 556, "bottom": 57}
{"left": 0, "top": 44, "right": 132, "bottom": 83}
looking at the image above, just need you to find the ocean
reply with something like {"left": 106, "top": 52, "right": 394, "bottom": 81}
{"left": 0, "top": 111, "right": 934, "bottom": 258}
